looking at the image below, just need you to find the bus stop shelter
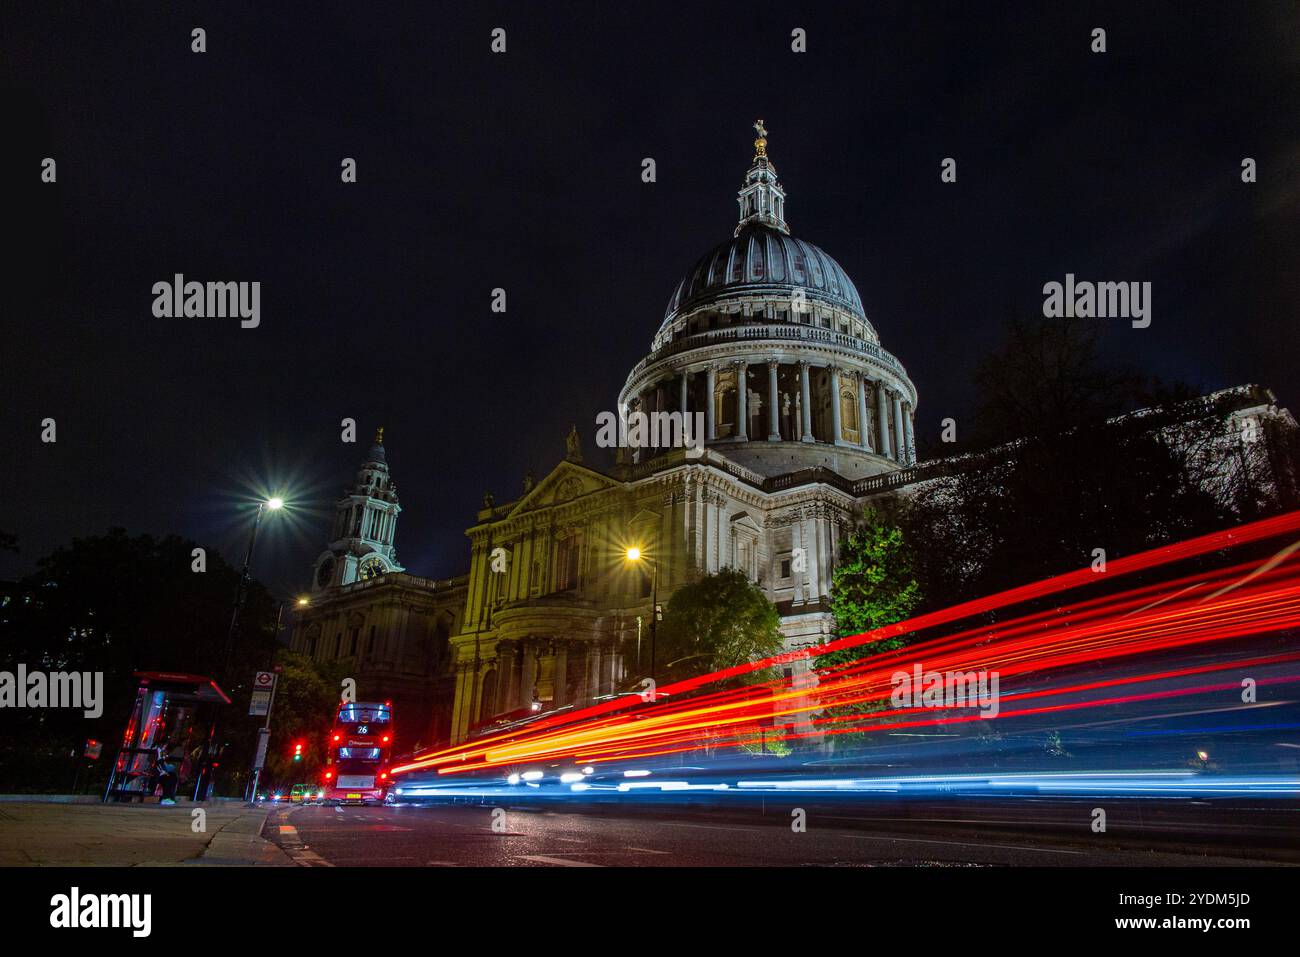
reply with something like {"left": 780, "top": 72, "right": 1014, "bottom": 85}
{"left": 103, "top": 671, "right": 230, "bottom": 802}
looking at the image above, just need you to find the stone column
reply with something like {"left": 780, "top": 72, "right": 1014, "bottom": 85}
{"left": 586, "top": 642, "right": 603, "bottom": 701}
{"left": 602, "top": 641, "right": 618, "bottom": 694}
{"left": 857, "top": 373, "right": 871, "bottom": 451}
{"left": 829, "top": 365, "right": 843, "bottom": 445}
{"left": 767, "top": 360, "right": 781, "bottom": 440}
{"left": 877, "top": 384, "right": 893, "bottom": 459}
{"left": 799, "top": 361, "right": 814, "bottom": 442}
{"left": 520, "top": 641, "right": 537, "bottom": 708}
{"left": 902, "top": 403, "right": 916, "bottom": 466}
{"left": 818, "top": 515, "right": 834, "bottom": 599}
{"left": 892, "top": 392, "right": 906, "bottom": 465}
{"left": 735, "top": 361, "right": 748, "bottom": 440}
{"left": 496, "top": 641, "right": 517, "bottom": 715}
{"left": 451, "top": 665, "right": 474, "bottom": 742}
{"left": 679, "top": 371, "right": 688, "bottom": 415}
{"left": 803, "top": 514, "right": 821, "bottom": 603}
{"left": 573, "top": 642, "right": 589, "bottom": 703}
{"left": 791, "top": 520, "right": 805, "bottom": 604}
{"left": 705, "top": 365, "right": 717, "bottom": 440}
{"left": 553, "top": 642, "right": 568, "bottom": 707}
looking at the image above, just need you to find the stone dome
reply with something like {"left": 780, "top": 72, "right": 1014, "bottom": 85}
{"left": 663, "top": 222, "right": 865, "bottom": 323}
{"left": 617, "top": 121, "right": 917, "bottom": 483}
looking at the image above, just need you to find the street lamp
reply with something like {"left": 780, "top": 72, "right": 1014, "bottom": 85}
{"left": 220, "top": 496, "right": 288, "bottom": 678}
{"left": 199, "top": 495, "right": 287, "bottom": 801}
{"left": 626, "top": 546, "right": 659, "bottom": 688}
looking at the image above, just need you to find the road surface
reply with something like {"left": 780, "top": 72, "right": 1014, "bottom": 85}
{"left": 264, "top": 798, "right": 1299, "bottom": 867}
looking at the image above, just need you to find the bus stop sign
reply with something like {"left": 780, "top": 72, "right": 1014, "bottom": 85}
{"left": 249, "top": 671, "right": 278, "bottom": 716}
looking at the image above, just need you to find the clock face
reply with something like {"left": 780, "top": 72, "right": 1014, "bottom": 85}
{"left": 359, "top": 557, "right": 384, "bottom": 581}
{"left": 316, "top": 557, "right": 335, "bottom": 588}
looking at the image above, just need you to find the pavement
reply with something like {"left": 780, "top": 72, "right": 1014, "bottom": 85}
{"left": 5, "top": 794, "right": 1297, "bottom": 867}
{"left": 0, "top": 799, "right": 294, "bottom": 866}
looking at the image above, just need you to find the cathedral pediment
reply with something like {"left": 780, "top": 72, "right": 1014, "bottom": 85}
{"left": 506, "top": 461, "right": 622, "bottom": 518}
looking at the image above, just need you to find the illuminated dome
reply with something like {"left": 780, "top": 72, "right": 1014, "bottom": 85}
{"left": 619, "top": 121, "right": 917, "bottom": 481}
{"left": 663, "top": 224, "right": 866, "bottom": 326}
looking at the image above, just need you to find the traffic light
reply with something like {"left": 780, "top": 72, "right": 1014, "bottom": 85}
{"left": 292, "top": 741, "right": 304, "bottom": 762}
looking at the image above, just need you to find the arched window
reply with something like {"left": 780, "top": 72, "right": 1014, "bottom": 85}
{"left": 556, "top": 534, "right": 582, "bottom": 592}
{"left": 841, "top": 389, "right": 858, "bottom": 442}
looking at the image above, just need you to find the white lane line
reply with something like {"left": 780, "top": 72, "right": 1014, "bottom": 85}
{"left": 290, "top": 849, "right": 334, "bottom": 867}
{"left": 626, "top": 847, "right": 670, "bottom": 854}
{"left": 844, "top": 834, "right": 1084, "bottom": 855}
{"left": 275, "top": 824, "right": 335, "bottom": 867}
{"left": 517, "top": 855, "right": 603, "bottom": 867}
{"left": 660, "top": 822, "right": 758, "bottom": 833}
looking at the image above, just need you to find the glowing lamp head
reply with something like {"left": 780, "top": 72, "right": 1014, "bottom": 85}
{"left": 296, "top": 597, "right": 310, "bottom": 607}
{"left": 626, "top": 547, "right": 641, "bottom": 562}
{"left": 266, "top": 496, "right": 285, "bottom": 510}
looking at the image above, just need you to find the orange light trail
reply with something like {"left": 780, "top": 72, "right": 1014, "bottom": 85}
{"left": 391, "top": 511, "right": 1300, "bottom": 777}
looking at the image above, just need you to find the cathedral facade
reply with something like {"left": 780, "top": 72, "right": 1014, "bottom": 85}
{"left": 290, "top": 124, "right": 1294, "bottom": 750}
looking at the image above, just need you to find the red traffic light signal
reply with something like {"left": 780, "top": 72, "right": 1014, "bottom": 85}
{"left": 292, "top": 741, "right": 304, "bottom": 761}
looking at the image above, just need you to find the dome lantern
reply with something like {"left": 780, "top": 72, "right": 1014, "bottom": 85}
{"left": 736, "top": 119, "right": 789, "bottom": 235}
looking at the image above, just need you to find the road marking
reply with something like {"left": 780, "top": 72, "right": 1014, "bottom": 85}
{"left": 274, "top": 824, "right": 335, "bottom": 867}
{"left": 660, "top": 821, "right": 758, "bottom": 833}
{"left": 626, "top": 846, "right": 670, "bottom": 854}
{"left": 334, "top": 807, "right": 344, "bottom": 814}
{"left": 517, "top": 855, "right": 602, "bottom": 867}
{"left": 844, "top": 834, "right": 1084, "bottom": 855}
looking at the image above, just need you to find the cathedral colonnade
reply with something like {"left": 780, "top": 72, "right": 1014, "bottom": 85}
{"left": 452, "top": 636, "right": 626, "bottom": 739}
{"left": 624, "top": 357, "right": 916, "bottom": 466}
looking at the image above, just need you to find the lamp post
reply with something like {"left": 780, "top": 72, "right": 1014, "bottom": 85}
{"left": 221, "top": 497, "right": 284, "bottom": 679}
{"left": 626, "top": 547, "right": 659, "bottom": 688}
{"left": 197, "top": 495, "right": 285, "bottom": 801}
{"left": 245, "top": 594, "right": 308, "bottom": 804}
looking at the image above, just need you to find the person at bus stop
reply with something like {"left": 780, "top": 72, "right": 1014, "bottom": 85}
{"left": 154, "top": 740, "right": 181, "bottom": 805}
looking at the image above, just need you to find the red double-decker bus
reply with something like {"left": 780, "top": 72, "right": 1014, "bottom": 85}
{"left": 321, "top": 701, "right": 393, "bottom": 805}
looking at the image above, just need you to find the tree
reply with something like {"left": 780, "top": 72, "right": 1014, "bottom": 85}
{"left": 971, "top": 312, "right": 1142, "bottom": 446}
{"left": 0, "top": 528, "right": 281, "bottom": 793}
{"left": 655, "top": 568, "right": 783, "bottom": 686}
{"left": 898, "top": 311, "right": 1288, "bottom": 611}
{"left": 258, "top": 650, "right": 352, "bottom": 789}
{"left": 814, "top": 511, "right": 922, "bottom": 748}
{"left": 827, "top": 512, "right": 922, "bottom": 645}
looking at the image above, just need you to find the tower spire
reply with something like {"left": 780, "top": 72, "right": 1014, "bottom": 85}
{"left": 736, "top": 118, "right": 788, "bottom": 235}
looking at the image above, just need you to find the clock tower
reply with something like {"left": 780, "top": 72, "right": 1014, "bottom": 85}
{"left": 311, "top": 427, "right": 405, "bottom": 591}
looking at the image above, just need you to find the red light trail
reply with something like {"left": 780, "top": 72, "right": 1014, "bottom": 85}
{"left": 391, "top": 510, "right": 1300, "bottom": 777}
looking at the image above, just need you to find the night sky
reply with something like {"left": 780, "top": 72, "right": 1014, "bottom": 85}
{"left": 3, "top": 2, "right": 1297, "bottom": 599}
